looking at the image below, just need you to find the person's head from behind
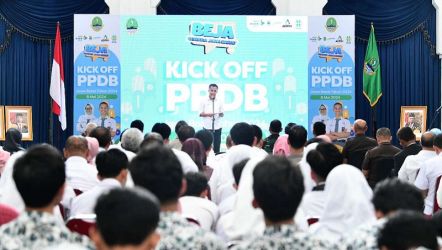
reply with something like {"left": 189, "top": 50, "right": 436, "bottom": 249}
{"left": 376, "top": 127, "right": 392, "bottom": 144}
{"left": 91, "top": 188, "right": 161, "bottom": 250}
{"left": 251, "top": 125, "right": 264, "bottom": 148}
{"left": 151, "top": 123, "right": 171, "bottom": 143}
{"left": 230, "top": 122, "right": 254, "bottom": 146}
{"left": 307, "top": 142, "right": 342, "bottom": 183}
{"left": 13, "top": 144, "right": 65, "bottom": 210}
{"left": 284, "top": 122, "right": 296, "bottom": 135}
{"left": 121, "top": 128, "right": 143, "bottom": 153}
{"left": 84, "top": 122, "right": 98, "bottom": 136}
{"left": 269, "top": 119, "right": 282, "bottom": 134}
{"left": 353, "top": 119, "right": 368, "bottom": 135}
{"left": 288, "top": 125, "right": 307, "bottom": 150}
{"left": 183, "top": 172, "right": 208, "bottom": 198}
{"left": 377, "top": 210, "right": 438, "bottom": 250}
{"left": 130, "top": 119, "right": 144, "bottom": 133}
{"left": 421, "top": 131, "right": 435, "bottom": 150}
{"left": 140, "top": 132, "right": 163, "bottom": 150}
{"left": 4, "top": 128, "right": 23, "bottom": 153}
{"left": 252, "top": 156, "right": 304, "bottom": 224}
{"left": 177, "top": 125, "right": 195, "bottom": 143}
{"left": 174, "top": 120, "right": 188, "bottom": 134}
{"left": 181, "top": 138, "right": 206, "bottom": 171}
{"left": 64, "top": 135, "right": 89, "bottom": 159}
{"left": 232, "top": 158, "right": 248, "bottom": 189}
{"left": 129, "top": 145, "right": 183, "bottom": 207}
{"left": 194, "top": 129, "right": 213, "bottom": 153}
{"left": 312, "top": 122, "right": 326, "bottom": 137}
{"left": 90, "top": 126, "right": 112, "bottom": 149}
{"left": 96, "top": 149, "right": 129, "bottom": 186}
{"left": 396, "top": 126, "right": 416, "bottom": 147}
{"left": 372, "top": 179, "right": 424, "bottom": 219}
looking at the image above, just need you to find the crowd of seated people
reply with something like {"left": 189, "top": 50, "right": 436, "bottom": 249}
{"left": 0, "top": 118, "right": 442, "bottom": 250}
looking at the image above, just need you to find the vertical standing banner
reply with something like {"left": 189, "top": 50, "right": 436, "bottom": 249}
{"left": 308, "top": 16, "right": 355, "bottom": 134}
{"left": 73, "top": 15, "right": 121, "bottom": 137}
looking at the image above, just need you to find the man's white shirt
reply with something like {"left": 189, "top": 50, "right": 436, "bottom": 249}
{"left": 200, "top": 98, "right": 223, "bottom": 130}
{"left": 65, "top": 156, "right": 99, "bottom": 192}
{"left": 398, "top": 150, "right": 436, "bottom": 183}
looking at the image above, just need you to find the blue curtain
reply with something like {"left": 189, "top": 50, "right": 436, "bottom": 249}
{"left": 324, "top": 0, "right": 441, "bottom": 140}
{"left": 0, "top": 1, "right": 108, "bottom": 149}
{"left": 158, "top": 0, "right": 275, "bottom": 15}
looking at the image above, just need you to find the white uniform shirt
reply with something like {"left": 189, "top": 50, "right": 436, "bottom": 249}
{"left": 179, "top": 196, "right": 219, "bottom": 231}
{"left": 70, "top": 178, "right": 121, "bottom": 217}
{"left": 415, "top": 154, "right": 442, "bottom": 215}
{"left": 398, "top": 150, "right": 436, "bottom": 183}
{"left": 326, "top": 117, "right": 351, "bottom": 133}
{"left": 172, "top": 148, "right": 198, "bottom": 173}
{"left": 200, "top": 98, "right": 223, "bottom": 130}
{"left": 76, "top": 114, "right": 96, "bottom": 133}
{"left": 65, "top": 156, "right": 99, "bottom": 192}
{"left": 94, "top": 116, "right": 116, "bottom": 133}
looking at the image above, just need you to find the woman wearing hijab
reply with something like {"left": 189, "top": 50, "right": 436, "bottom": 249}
{"left": 309, "top": 164, "right": 376, "bottom": 242}
{"left": 182, "top": 138, "right": 213, "bottom": 180}
{"left": 3, "top": 128, "right": 24, "bottom": 155}
{"left": 76, "top": 103, "right": 96, "bottom": 134}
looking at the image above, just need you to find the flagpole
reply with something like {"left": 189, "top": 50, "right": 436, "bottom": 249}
{"left": 49, "top": 38, "right": 54, "bottom": 145}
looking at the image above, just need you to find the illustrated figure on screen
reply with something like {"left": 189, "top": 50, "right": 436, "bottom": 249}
{"left": 405, "top": 112, "right": 422, "bottom": 134}
{"left": 326, "top": 102, "right": 351, "bottom": 140}
{"left": 76, "top": 103, "right": 96, "bottom": 134}
{"left": 10, "top": 113, "right": 28, "bottom": 134}
{"left": 94, "top": 101, "right": 117, "bottom": 137}
{"left": 199, "top": 84, "right": 224, "bottom": 154}
{"left": 311, "top": 104, "right": 329, "bottom": 130}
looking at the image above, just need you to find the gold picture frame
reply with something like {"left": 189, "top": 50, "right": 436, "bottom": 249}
{"left": 5, "top": 106, "right": 33, "bottom": 141}
{"left": 400, "top": 106, "right": 427, "bottom": 141}
{"left": 0, "top": 106, "right": 4, "bottom": 140}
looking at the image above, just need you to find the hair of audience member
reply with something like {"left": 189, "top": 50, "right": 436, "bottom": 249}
{"left": 94, "top": 188, "right": 160, "bottom": 247}
{"left": 397, "top": 126, "right": 416, "bottom": 142}
{"left": 230, "top": 122, "right": 255, "bottom": 146}
{"left": 253, "top": 156, "right": 304, "bottom": 223}
{"left": 174, "top": 120, "right": 188, "bottom": 134}
{"left": 372, "top": 178, "right": 424, "bottom": 215}
{"left": 284, "top": 122, "right": 296, "bottom": 135}
{"left": 13, "top": 144, "right": 65, "bottom": 208}
{"left": 83, "top": 122, "right": 97, "bottom": 137}
{"left": 121, "top": 128, "right": 143, "bottom": 153}
{"left": 313, "top": 122, "right": 326, "bottom": 136}
{"left": 129, "top": 145, "right": 183, "bottom": 204}
{"left": 181, "top": 138, "right": 206, "bottom": 170}
{"left": 307, "top": 142, "right": 342, "bottom": 180}
{"left": 64, "top": 135, "right": 88, "bottom": 157}
{"left": 194, "top": 130, "right": 213, "bottom": 152}
{"left": 183, "top": 172, "right": 208, "bottom": 197}
{"left": 233, "top": 158, "right": 248, "bottom": 185}
{"left": 3, "top": 128, "right": 23, "bottom": 154}
{"left": 226, "top": 135, "right": 233, "bottom": 149}
{"left": 90, "top": 126, "right": 112, "bottom": 148}
{"left": 96, "top": 149, "right": 128, "bottom": 179}
{"left": 433, "top": 133, "right": 442, "bottom": 149}
{"left": 421, "top": 132, "right": 435, "bottom": 148}
{"left": 140, "top": 132, "right": 164, "bottom": 150}
{"left": 269, "top": 119, "right": 282, "bottom": 134}
{"left": 85, "top": 137, "right": 99, "bottom": 164}
{"left": 288, "top": 125, "right": 307, "bottom": 149}
{"left": 177, "top": 125, "right": 195, "bottom": 143}
{"left": 377, "top": 210, "right": 438, "bottom": 250}
{"left": 252, "top": 125, "right": 263, "bottom": 142}
{"left": 151, "top": 123, "right": 171, "bottom": 141}
{"left": 376, "top": 127, "right": 391, "bottom": 138}
{"left": 130, "top": 119, "right": 144, "bottom": 133}
{"left": 353, "top": 119, "right": 367, "bottom": 134}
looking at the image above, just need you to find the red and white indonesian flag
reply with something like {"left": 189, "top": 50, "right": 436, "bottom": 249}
{"left": 50, "top": 22, "right": 66, "bottom": 130}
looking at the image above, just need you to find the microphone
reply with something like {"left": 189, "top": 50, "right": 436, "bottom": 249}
{"left": 428, "top": 105, "right": 442, "bottom": 131}
{"left": 436, "top": 105, "right": 442, "bottom": 112}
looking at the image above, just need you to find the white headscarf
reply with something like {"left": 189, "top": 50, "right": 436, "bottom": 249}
{"left": 310, "top": 164, "right": 376, "bottom": 242}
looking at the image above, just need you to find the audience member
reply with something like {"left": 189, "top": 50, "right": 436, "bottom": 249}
{"left": 0, "top": 144, "right": 93, "bottom": 249}
{"left": 3, "top": 128, "right": 24, "bottom": 155}
{"left": 70, "top": 149, "right": 128, "bottom": 217}
{"left": 393, "top": 126, "right": 422, "bottom": 175}
{"left": 399, "top": 131, "right": 435, "bottom": 183}
{"left": 89, "top": 127, "right": 112, "bottom": 150}
{"left": 262, "top": 119, "right": 282, "bottom": 154}
{"left": 90, "top": 188, "right": 160, "bottom": 250}
{"left": 342, "top": 119, "right": 377, "bottom": 169}
{"left": 83, "top": 122, "right": 97, "bottom": 137}
{"left": 272, "top": 122, "right": 295, "bottom": 156}
{"left": 85, "top": 137, "right": 99, "bottom": 164}
{"left": 251, "top": 125, "right": 264, "bottom": 149}
{"left": 169, "top": 120, "right": 188, "bottom": 150}
{"left": 130, "top": 119, "right": 144, "bottom": 133}
{"left": 287, "top": 125, "right": 307, "bottom": 166}
{"left": 129, "top": 145, "right": 225, "bottom": 249}
{"left": 182, "top": 138, "right": 213, "bottom": 179}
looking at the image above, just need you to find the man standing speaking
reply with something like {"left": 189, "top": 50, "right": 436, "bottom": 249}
{"left": 200, "top": 84, "right": 224, "bottom": 154}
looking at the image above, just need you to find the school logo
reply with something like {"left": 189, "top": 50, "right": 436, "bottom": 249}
{"left": 325, "top": 17, "right": 338, "bottom": 32}
{"left": 91, "top": 17, "right": 103, "bottom": 32}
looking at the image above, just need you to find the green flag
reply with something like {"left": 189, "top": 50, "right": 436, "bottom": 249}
{"left": 363, "top": 24, "right": 382, "bottom": 107}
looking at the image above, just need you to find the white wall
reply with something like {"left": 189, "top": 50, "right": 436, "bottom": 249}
{"left": 272, "top": 0, "right": 327, "bottom": 16}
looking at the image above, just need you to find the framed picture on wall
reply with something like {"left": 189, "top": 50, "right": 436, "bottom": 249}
{"left": 5, "top": 106, "right": 33, "bottom": 141}
{"left": 400, "top": 106, "right": 427, "bottom": 141}
{"left": 0, "top": 106, "right": 4, "bottom": 140}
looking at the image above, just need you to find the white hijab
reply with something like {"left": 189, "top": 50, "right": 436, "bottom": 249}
{"left": 310, "top": 164, "right": 376, "bottom": 241}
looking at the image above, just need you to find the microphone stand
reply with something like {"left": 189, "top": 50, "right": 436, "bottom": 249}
{"left": 427, "top": 105, "right": 442, "bottom": 131}
{"left": 211, "top": 99, "right": 215, "bottom": 131}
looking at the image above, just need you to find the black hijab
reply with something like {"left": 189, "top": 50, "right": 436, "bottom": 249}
{"left": 3, "top": 128, "right": 24, "bottom": 154}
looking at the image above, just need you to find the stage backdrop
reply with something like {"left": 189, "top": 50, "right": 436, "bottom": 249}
{"left": 74, "top": 15, "right": 354, "bottom": 143}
